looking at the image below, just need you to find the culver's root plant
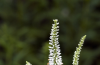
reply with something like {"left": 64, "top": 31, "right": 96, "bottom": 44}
{"left": 26, "top": 19, "right": 86, "bottom": 65}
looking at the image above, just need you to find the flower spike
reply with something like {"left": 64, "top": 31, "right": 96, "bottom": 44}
{"left": 72, "top": 35, "right": 86, "bottom": 65}
{"left": 48, "top": 19, "right": 63, "bottom": 65}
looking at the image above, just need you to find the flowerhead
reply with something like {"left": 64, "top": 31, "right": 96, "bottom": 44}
{"left": 72, "top": 35, "right": 86, "bottom": 65}
{"left": 48, "top": 19, "right": 63, "bottom": 65}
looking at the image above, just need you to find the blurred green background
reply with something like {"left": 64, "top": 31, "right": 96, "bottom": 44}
{"left": 0, "top": 0, "right": 100, "bottom": 65}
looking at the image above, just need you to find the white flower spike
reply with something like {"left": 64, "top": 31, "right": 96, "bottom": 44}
{"left": 48, "top": 19, "right": 63, "bottom": 65}
{"left": 72, "top": 35, "right": 86, "bottom": 65}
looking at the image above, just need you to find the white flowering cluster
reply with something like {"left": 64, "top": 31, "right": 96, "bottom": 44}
{"left": 48, "top": 19, "right": 63, "bottom": 65}
{"left": 72, "top": 35, "right": 86, "bottom": 65}
{"left": 25, "top": 19, "right": 86, "bottom": 65}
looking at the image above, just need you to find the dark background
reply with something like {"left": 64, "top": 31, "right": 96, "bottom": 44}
{"left": 0, "top": 0, "right": 100, "bottom": 65}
